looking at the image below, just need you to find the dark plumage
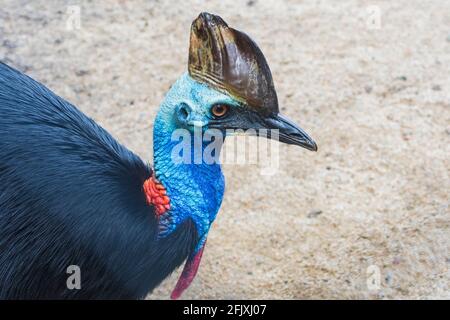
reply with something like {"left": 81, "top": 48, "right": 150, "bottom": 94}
{"left": 0, "top": 62, "right": 197, "bottom": 299}
{"left": 0, "top": 12, "right": 317, "bottom": 300}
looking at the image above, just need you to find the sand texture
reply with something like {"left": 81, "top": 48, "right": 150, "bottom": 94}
{"left": 0, "top": 0, "right": 449, "bottom": 299}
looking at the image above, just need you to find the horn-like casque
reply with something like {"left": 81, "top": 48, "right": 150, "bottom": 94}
{"left": 188, "top": 12, "right": 279, "bottom": 115}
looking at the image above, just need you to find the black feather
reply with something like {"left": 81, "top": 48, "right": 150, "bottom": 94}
{"left": 0, "top": 62, "right": 197, "bottom": 299}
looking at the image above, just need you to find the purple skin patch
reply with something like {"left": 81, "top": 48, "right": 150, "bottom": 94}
{"left": 170, "top": 242, "right": 206, "bottom": 299}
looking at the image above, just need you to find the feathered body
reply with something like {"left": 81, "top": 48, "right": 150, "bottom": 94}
{"left": 0, "top": 12, "right": 316, "bottom": 299}
{"left": 0, "top": 62, "right": 198, "bottom": 299}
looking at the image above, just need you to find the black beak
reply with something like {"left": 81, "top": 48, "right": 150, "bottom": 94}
{"left": 209, "top": 109, "right": 317, "bottom": 152}
{"left": 263, "top": 114, "right": 317, "bottom": 151}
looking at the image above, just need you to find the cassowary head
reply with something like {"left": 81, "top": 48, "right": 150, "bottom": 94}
{"left": 156, "top": 12, "right": 317, "bottom": 152}
{"left": 152, "top": 12, "right": 317, "bottom": 299}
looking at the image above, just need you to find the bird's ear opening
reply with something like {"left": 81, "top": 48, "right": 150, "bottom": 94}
{"left": 175, "top": 103, "right": 192, "bottom": 126}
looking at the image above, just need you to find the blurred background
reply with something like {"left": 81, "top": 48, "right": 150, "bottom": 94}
{"left": 0, "top": 0, "right": 448, "bottom": 299}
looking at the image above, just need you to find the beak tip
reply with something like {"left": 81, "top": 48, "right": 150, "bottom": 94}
{"left": 302, "top": 141, "right": 317, "bottom": 152}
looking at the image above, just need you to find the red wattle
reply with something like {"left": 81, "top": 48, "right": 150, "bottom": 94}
{"left": 143, "top": 175, "right": 170, "bottom": 216}
{"left": 170, "top": 242, "right": 206, "bottom": 300}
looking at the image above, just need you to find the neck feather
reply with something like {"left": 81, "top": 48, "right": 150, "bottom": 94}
{"left": 151, "top": 102, "right": 225, "bottom": 244}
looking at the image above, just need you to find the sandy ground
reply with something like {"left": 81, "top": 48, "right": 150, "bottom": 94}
{"left": 1, "top": 0, "right": 449, "bottom": 299}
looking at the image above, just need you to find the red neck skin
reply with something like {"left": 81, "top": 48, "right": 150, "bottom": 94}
{"left": 143, "top": 175, "right": 170, "bottom": 216}
{"left": 143, "top": 175, "right": 206, "bottom": 299}
{"left": 170, "top": 241, "right": 206, "bottom": 299}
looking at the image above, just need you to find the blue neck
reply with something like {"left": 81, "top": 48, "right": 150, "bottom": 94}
{"left": 152, "top": 75, "right": 226, "bottom": 248}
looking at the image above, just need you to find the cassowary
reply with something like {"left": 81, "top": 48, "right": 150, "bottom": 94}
{"left": 0, "top": 12, "right": 316, "bottom": 299}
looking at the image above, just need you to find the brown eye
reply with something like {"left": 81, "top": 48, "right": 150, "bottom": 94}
{"left": 211, "top": 104, "right": 229, "bottom": 118}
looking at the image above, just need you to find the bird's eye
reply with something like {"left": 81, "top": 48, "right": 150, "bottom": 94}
{"left": 211, "top": 104, "right": 229, "bottom": 118}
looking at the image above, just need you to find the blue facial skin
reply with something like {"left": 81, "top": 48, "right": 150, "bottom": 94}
{"left": 153, "top": 73, "right": 240, "bottom": 252}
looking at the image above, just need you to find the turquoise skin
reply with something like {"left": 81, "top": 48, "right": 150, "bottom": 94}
{"left": 152, "top": 73, "right": 240, "bottom": 251}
